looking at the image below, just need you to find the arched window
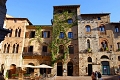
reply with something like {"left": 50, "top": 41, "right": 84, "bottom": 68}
{"left": 88, "top": 57, "right": 92, "bottom": 62}
{"left": 86, "top": 25, "right": 91, "bottom": 32}
{"left": 7, "top": 29, "right": 12, "bottom": 37}
{"left": 15, "top": 29, "right": 18, "bottom": 37}
{"left": 3, "top": 44, "right": 6, "bottom": 53}
{"left": 68, "top": 45, "right": 74, "bottom": 54}
{"left": 9, "top": 29, "right": 13, "bottom": 37}
{"left": 18, "top": 29, "right": 21, "bottom": 37}
{"left": 101, "top": 55, "right": 109, "bottom": 59}
{"left": 101, "top": 40, "right": 108, "bottom": 51}
{"left": 12, "top": 44, "right": 15, "bottom": 53}
{"left": 12, "top": 44, "right": 19, "bottom": 53}
{"left": 16, "top": 44, "right": 19, "bottom": 53}
{"left": 115, "top": 26, "right": 119, "bottom": 32}
{"left": 6, "top": 44, "right": 10, "bottom": 53}
{"left": 99, "top": 25, "right": 105, "bottom": 32}
{"left": 59, "top": 45, "right": 64, "bottom": 53}
{"left": 87, "top": 39, "right": 90, "bottom": 49}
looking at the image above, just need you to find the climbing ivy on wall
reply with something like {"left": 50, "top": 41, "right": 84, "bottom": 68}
{"left": 50, "top": 10, "right": 77, "bottom": 66}
{"left": 29, "top": 26, "right": 42, "bottom": 45}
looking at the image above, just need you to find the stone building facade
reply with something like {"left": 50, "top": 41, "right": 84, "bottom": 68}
{"left": 0, "top": 16, "right": 32, "bottom": 77}
{"left": 0, "top": 5, "right": 120, "bottom": 77}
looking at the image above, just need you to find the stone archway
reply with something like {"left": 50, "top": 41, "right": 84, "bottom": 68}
{"left": 57, "top": 62, "right": 63, "bottom": 76}
{"left": 87, "top": 57, "right": 92, "bottom": 76}
{"left": 101, "top": 55, "right": 110, "bottom": 75}
{"left": 27, "top": 63, "right": 34, "bottom": 74}
{"left": 67, "top": 62, "right": 73, "bottom": 76}
{"left": 1, "top": 64, "right": 5, "bottom": 75}
{"left": 101, "top": 61, "right": 110, "bottom": 75}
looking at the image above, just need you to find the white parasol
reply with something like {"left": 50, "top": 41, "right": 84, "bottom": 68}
{"left": 31, "top": 64, "right": 53, "bottom": 68}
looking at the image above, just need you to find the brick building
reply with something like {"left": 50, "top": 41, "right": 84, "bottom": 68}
{"left": 0, "top": 5, "right": 120, "bottom": 78}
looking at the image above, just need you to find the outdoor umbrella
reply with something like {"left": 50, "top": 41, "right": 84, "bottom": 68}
{"left": 31, "top": 64, "right": 53, "bottom": 68}
{"left": 22, "top": 65, "right": 33, "bottom": 68}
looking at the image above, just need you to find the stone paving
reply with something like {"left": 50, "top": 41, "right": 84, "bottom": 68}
{"left": 7, "top": 75, "right": 120, "bottom": 80}
{"left": 54, "top": 75, "right": 120, "bottom": 80}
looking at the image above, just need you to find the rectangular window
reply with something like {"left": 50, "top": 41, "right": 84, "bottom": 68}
{"left": 98, "top": 17, "right": 101, "bottom": 20}
{"left": 42, "top": 46, "right": 47, "bottom": 52}
{"left": 42, "top": 31, "right": 50, "bottom": 38}
{"left": 115, "top": 26, "right": 119, "bottom": 32}
{"left": 28, "top": 46, "right": 33, "bottom": 52}
{"left": 69, "top": 46, "right": 74, "bottom": 54}
{"left": 68, "top": 19, "right": 73, "bottom": 24}
{"left": 59, "top": 32, "right": 64, "bottom": 38}
{"left": 86, "top": 26, "right": 91, "bottom": 32}
{"left": 99, "top": 27, "right": 105, "bottom": 32}
{"left": 68, "top": 32, "right": 73, "bottom": 38}
{"left": 30, "top": 31, "right": 35, "bottom": 38}
{"left": 117, "top": 43, "right": 120, "bottom": 49}
{"left": 59, "top": 45, "right": 64, "bottom": 53}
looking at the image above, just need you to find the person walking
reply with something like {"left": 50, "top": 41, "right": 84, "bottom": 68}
{"left": 91, "top": 72, "right": 96, "bottom": 80}
{"left": 98, "top": 72, "right": 102, "bottom": 80}
{"left": 95, "top": 71, "right": 98, "bottom": 80}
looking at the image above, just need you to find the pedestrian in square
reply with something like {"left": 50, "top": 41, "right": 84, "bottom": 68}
{"left": 98, "top": 72, "right": 102, "bottom": 80}
{"left": 91, "top": 72, "right": 96, "bottom": 80}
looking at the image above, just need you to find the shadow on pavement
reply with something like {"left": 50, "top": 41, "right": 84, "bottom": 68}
{"left": 103, "top": 75, "right": 120, "bottom": 80}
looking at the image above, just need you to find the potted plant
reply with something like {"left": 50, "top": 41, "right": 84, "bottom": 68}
{"left": 12, "top": 74, "right": 18, "bottom": 79}
{"left": 24, "top": 73, "right": 30, "bottom": 78}
{"left": 105, "top": 47, "right": 108, "bottom": 51}
{"left": 87, "top": 48, "right": 92, "bottom": 53}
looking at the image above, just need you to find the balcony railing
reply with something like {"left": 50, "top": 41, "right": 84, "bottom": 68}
{"left": 22, "top": 52, "right": 51, "bottom": 56}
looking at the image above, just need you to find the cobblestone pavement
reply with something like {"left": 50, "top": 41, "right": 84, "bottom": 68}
{"left": 53, "top": 75, "right": 120, "bottom": 80}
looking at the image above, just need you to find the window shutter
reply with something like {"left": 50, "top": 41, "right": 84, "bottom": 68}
{"left": 25, "top": 31, "right": 31, "bottom": 38}
{"left": 48, "top": 31, "right": 50, "bottom": 38}
{"left": 42, "top": 31, "right": 43, "bottom": 38}
{"left": 23, "top": 47, "right": 28, "bottom": 52}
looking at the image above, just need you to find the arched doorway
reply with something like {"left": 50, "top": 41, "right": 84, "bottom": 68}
{"left": 27, "top": 63, "right": 34, "bottom": 74}
{"left": 101, "top": 61, "right": 110, "bottom": 75}
{"left": 1, "top": 64, "right": 5, "bottom": 75}
{"left": 101, "top": 55, "right": 110, "bottom": 75}
{"left": 40, "top": 63, "right": 46, "bottom": 75}
{"left": 67, "top": 62, "right": 73, "bottom": 76}
{"left": 87, "top": 57, "right": 92, "bottom": 76}
{"left": 57, "top": 62, "right": 63, "bottom": 76}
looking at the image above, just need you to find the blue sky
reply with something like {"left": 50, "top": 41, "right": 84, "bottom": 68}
{"left": 6, "top": 0, "right": 120, "bottom": 25}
